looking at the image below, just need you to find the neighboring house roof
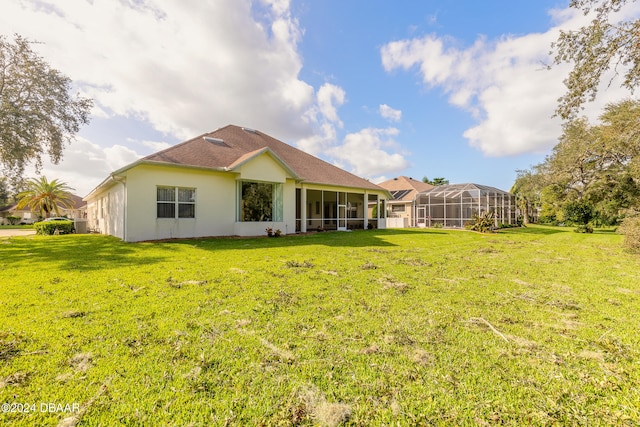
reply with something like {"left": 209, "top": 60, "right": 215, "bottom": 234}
{"left": 0, "top": 193, "right": 86, "bottom": 214}
{"left": 0, "top": 204, "right": 24, "bottom": 214}
{"left": 389, "top": 189, "right": 413, "bottom": 200}
{"left": 89, "top": 125, "right": 386, "bottom": 197}
{"left": 377, "top": 176, "right": 434, "bottom": 202}
{"left": 66, "top": 193, "right": 87, "bottom": 210}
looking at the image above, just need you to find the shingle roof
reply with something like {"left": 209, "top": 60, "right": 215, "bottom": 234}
{"left": 377, "top": 176, "right": 434, "bottom": 201}
{"left": 140, "top": 125, "right": 384, "bottom": 191}
{"left": 390, "top": 189, "right": 413, "bottom": 200}
{"left": 67, "top": 193, "right": 87, "bottom": 209}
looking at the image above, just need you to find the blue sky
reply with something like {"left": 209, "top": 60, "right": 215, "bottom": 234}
{"left": 2, "top": 0, "right": 638, "bottom": 195}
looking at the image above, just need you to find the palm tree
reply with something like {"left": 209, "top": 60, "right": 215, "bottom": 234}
{"left": 16, "top": 176, "right": 75, "bottom": 219}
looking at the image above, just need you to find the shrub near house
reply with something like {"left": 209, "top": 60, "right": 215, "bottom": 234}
{"left": 33, "top": 219, "right": 74, "bottom": 235}
{"left": 5, "top": 216, "right": 21, "bottom": 225}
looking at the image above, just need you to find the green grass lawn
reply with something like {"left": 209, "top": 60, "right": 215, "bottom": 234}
{"left": 1, "top": 226, "right": 639, "bottom": 426}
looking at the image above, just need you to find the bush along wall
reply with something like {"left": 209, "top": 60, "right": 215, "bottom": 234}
{"left": 34, "top": 221, "right": 75, "bottom": 235}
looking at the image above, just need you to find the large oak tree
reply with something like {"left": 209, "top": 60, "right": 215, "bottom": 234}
{"left": 0, "top": 34, "right": 92, "bottom": 184}
{"left": 553, "top": 0, "right": 640, "bottom": 119}
{"left": 512, "top": 99, "right": 640, "bottom": 225}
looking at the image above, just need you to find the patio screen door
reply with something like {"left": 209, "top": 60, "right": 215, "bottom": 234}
{"left": 337, "top": 192, "right": 347, "bottom": 230}
{"left": 417, "top": 206, "right": 427, "bottom": 227}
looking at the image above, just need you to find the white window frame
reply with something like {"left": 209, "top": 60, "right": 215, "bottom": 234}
{"left": 157, "top": 186, "right": 196, "bottom": 219}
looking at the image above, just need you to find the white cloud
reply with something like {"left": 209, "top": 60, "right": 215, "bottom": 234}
{"left": 260, "top": 0, "right": 291, "bottom": 18}
{"left": 138, "top": 139, "right": 173, "bottom": 152}
{"left": 3, "top": 0, "right": 411, "bottom": 184}
{"left": 316, "top": 83, "right": 346, "bottom": 126}
{"left": 295, "top": 87, "right": 410, "bottom": 180}
{"left": 331, "top": 128, "right": 410, "bottom": 178}
{"left": 24, "top": 138, "right": 142, "bottom": 197}
{"left": 1, "top": 0, "right": 316, "bottom": 142}
{"left": 296, "top": 123, "right": 337, "bottom": 157}
{"left": 379, "top": 104, "right": 402, "bottom": 122}
{"left": 380, "top": 5, "right": 640, "bottom": 156}
{"left": 297, "top": 83, "right": 345, "bottom": 155}
{"left": 296, "top": 86, "right": 410, "bottom": 180}
{"left": 102, "top": 145, "right": 142, "bottom": 173}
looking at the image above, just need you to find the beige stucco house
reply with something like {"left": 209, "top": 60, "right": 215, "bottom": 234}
{"left": 377, "top": 176, "right": 433, "bottom": 228}
{"left": 84, "top": 125, "right": 391, "bottom": 242}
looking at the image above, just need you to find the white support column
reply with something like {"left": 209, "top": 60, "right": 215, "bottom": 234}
{"left": 503, "top": 194, "right": 507, "bottom": 225}
{"left": 443, "top": 190, "right": 447, "bottom": 227}
{"left": 379, "top": 198, "right": 387, "bottom": 229}
{"left": 363, "top": 191, "right": 368, "bottom": 230}
{"left": 428, "top": 194, "right": 432, "bottom": 227}
{"left": 485, "top": 191, "right": 490, "bottom": 222}
{"left": 412, "top": 198, "right": 416, "bottom": 227}
{"left": 300, "top": 186, "right": 307, "bottom": 233}
{"left": 459, "top": 191, "right": 463, "bottom": 228}
{"left": 494, "top": 192, "right": 499, "bottom": 227}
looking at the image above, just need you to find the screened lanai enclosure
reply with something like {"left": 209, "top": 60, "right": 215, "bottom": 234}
{"left": 296, "top": 189, "right": 386, "bottom": 232}
{"left": 413, "top": 183, "right": 516, "bottom": 228}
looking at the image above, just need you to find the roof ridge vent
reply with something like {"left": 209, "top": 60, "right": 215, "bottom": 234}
{"left": 242, "top": 127, "right": 258, "bottom": 134}
{"left": 203, "top": 136, "right": 226, "bottom": 145}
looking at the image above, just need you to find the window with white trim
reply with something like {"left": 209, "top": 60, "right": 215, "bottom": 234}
{"left": 157, "top": 187, "right": 196, "bottom": 219}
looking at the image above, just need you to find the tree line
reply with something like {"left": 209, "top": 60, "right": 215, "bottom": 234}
{"left": 512, "top": 99, "right": 640, "bottom": 229}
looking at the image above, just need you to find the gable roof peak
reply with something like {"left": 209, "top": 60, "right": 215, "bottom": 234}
{"left": 112, "top": 124, "right": 385, "bottom": 192}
